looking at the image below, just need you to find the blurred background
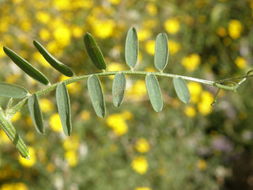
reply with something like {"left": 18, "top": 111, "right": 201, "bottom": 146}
{"left": 0, "top": 0, "right": 253, "bottom": 189}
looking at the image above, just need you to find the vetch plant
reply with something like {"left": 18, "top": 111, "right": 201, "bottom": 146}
{"left": 0, "top": 27, "right": 252, "bottom": 159}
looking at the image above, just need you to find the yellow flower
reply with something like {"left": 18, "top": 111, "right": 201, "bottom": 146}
{"left": 49, "top": 114, "right": 62, "bottom": 132}
{"left": 146, "top": 3, "right": 157, "bottom": 15}
{"left": 39, "top": 29, "right": 51, "bottom": 41}
{"left": 145, "top": 40, "right": 155, "bottom": 55}
{"left": 198, "top": 91, "right": 214, "bottom": 115}
{"left": 71, "top": 26, "right": 83, "bottom": 38}
{"left": 92, "top": 19, "right": 116, "bottom": 39}
{"left": 228, "top": 19, "right": 243, "bottom": 39}
{"left": 188, "top": 82, "right": 202, "bottom": 103}
{"left": 168, "top": 40, "right": 181, "bottom": 55}
{"left": 235, "top": 56, "right": 247, "bottom": 69}
{"left": 164, "top": 18, "right": 180, "bottom": 34}
{"left": 197, "top": 159, "right": 207, "bottom": 171}
{"left": 53, "top": 25, "right": 71, "bottom": 47}
{"left": 53, "top": 0, "right": 71, "bottom": 10}
{"left": 121, "top": 111, "right": 133, "bottom": 120}
{"left": 135, "top": 187, "right": 152, "bottom": 190}
{"left": 106, "top": 114, "right": 128, "bottom": 136}
{"left": 0, "top": 130, "right": 10, "bottom": 144}
{"left": 0, "top": 183, "right": 28, "bottom": 190}
{"left": 216, "top": 27, "right": 227, "bottom": 37}
{"left": 127, "top": 80, "right": 147, "bottom": 100}
{"left": 108, "top": 0, "right": 121, "bottom": 5}
{"left": 39, "top": 98, "right": 54, "bottom": 112}
{"left": 65, "top": 150, "right": 78, "bottom": 167}
{"left": 131, "top": 156, "right": 148, "bottom": 174}
{"left": 135, "top": 138, "right": 150, "bottom": 153}
{"left": 80, "top": 110, "right": 91, "bottom": 121}
{"left": 63, "top": 135, "right": 80, "bottom": 151}
{"left": 36, "top": 12, "right": 50, "bottom": 24}
{"left": 181, "top": 54, "right": 201, "bottom": 72}
{"left": 11, "top": 112, "right": 21, "bottom": 122}
{"left": 19, "top": 147, "right": 36, "bottom": 167}
{"left": 138, "top": 29, "right": 152, "bottom": 41}
{"left": 184, "top": 106, "right": 196, "bottom": 118}
{"left": 33, "top": 52, "right": 50, "bottom": 68}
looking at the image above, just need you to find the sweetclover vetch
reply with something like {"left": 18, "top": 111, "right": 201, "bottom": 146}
{"left": 0, "top": 27, "right": 252, "bottom": 159}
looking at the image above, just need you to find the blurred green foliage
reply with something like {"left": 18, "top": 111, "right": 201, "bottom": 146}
{"left": 0, "top": 0, "right": 253, "bottom": 189}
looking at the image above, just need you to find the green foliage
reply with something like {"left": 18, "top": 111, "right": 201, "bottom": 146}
{"left": 125, "top": 27, "right": 139, "bottom": 69}
{"left": 56, "top": 82, "right": 72, "bottom": 136}
{"left": 154, "top": 33, "right": 169, "bottom": 72}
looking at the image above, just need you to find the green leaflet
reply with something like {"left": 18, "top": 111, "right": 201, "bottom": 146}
{"left": 87, "top": 75, "right": 106, "bottom": 117}
{"left": 0, "top": 82, "right": 28, "bottom": 98}
{"left": 56, "top": 82, "right": 72, "bottom": 136}
{"left": 28, "top": 94, "right": 44, "bottom": 134}
{"left": 145, "top": 74, "right": 163, "bottom": 112}
{"left": 83, "top": 33, "right": 106, "bottom": 70}
{"left": 125, "top": 27, "right": 138, "bottom": 69}
{"left": 0, "top": 107, "right": 30, "bottom": 159}
{"left": 154, "top": 33, "right": 169, "bottom": 72}
{"left": 33, "top": 40, "right": 74, "bottom": 77}
{"left": 173, "top": 77, "right": 190, "bottom": 104}
{"left": 112, "top": 73, "right": 126, "bottom": 107}
{"left": 3, "top": 47, "right": 50, "bottom": 85}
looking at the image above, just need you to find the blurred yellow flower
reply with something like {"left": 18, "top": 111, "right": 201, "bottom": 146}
{"left": 53, "top": 0, "right": 71, "bottom": 10}
{"left": 49, "top": 113, "right": 62, "bottom": 132}
{"left": 71, "top": 26, "right": 83, "bottom": 38}
{"left": 39, "top": 98, "right": 54, "bottom": 112}
{"left": 39, "top": 29, "right": 51, "bottom": 41}
{"left": 146, "top": 3, "right": 157, "bottom": 15}
{"left": 184, "top": 106, "right": 196, "bottom": 118}
{"left": 168, "top": 40, "right": 181, "bottom": 55}
{"left": 135, "top": 187, "right": 152, "bottom": 190}
{"left": 80, "top": 110, "right": 91, "bottom": 121}
{"left": 108, "top": 0, "right": 121, "bottom": 5}
{"left": 121, "top": 110, "right": 133, "bottom": 120}
{"left": 0, "top": 130, "right": 10, "bottom": 144}
{"left": 63, "top": 135, "right": 80, "bottom": 151}
{"left": 33, "top": 52, "right": 50, "bottom": 68}
{"left": 235, "top": 56, "right": 247, "bottom": 69}
{"left": 36, "top": 12, "right": 50, "bottom": 24}
{"left": 138, "top": 29, "right": 152, "bottom": 41}
{"left": 127, "top": 80, "right": 147, "bottom": 100}
{"left": 198, "top": 91, "right": 214, "bottom": 115}
{"left": 92, "top": 20, "right": 116, "bottom": 39}
{"left": 106, "top": 114, "right": 128, "bottom": 136}
{"left": 188, "top": 82, "right": 202, "bottom": 103}
{"left": 53, "top": 25, "right": 71, "bottom": 47}
{"left": 197, "top": 159, "right": 207, "bottom": 170}
{"left": 145, "top": 40, "right": 155, "bottom": 55}
{"left": 181, "top": 54, "right": 201, "bottom": 72}
{"left": 19, "top": 147, "right": 36, "bottom": 167}
{"left": 11, "top": 112, "right": 21, "bottom": 122}
{"left": 228, "top": 19, "right": 243, "bottom": 39}
{"left": 131, "top": 156, "right": 148, "bottom": 174}
{"left": 164, "top": 18, "right": 180, "bottom": 34}
{"left": 216, "top": 27, "right": 227, "bottom": 37}
{"left": 65, "top": 150, "right": 78, "bottom": 167}
{"left": 135, "top": 138, "right": 150, "bottom": 153}
{"left": 0, "top": 183, "right": 28, "bottom": 190}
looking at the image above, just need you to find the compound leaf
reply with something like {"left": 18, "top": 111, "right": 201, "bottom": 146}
{"left": 33, "top": 40, "right": 74, "bottom": 77}
{"left": 154, "top": 33, "right": 169, "bottom": 71}
{"left": 173, "top": 77, "right": 190, "bottom": 104}
{"left": 3, "top": 47, "right": 50, "bottom": 85}
{"left": 84, "top": 33, "right": 106, "bottom": 70}
{"left": 145, "top": 74, "right": 163, "bottom": 112}
{"left": 125, "top": 27, "right": 138, "bottom": 69}
{"left": 28, "top": 94, "right": 44, "bottom": 134}
{"left": 112, "top": 73, "right": 126, "bottom": 107}
{"left": 0, "top": 82, "right": 28, "bottom": 98}
{"left": 87, "top": 75, "right": 106, "bottom": 117}
{"left": 56, "top": 82, "right": 72, "bottom": 136}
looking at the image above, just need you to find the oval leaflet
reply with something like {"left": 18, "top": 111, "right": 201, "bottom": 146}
{"left": 173, "top": 77, "right": 190, "bottom": 104}
{"left": 3, "top": 46, "right": 50, "bottom": 85}
{"left": 87, "top": 75, "right": 106, "bottom": 117}
{"left": 145, "top": 74, "right": 163, "bottom": 112}
{"left": 125, "top": 27, "right": 139, "bottom": 69}
{"left": 28, "top": 94, "right": 44, "bottom": 134}
{"left": 56, "top": 82, "right": 72, "bottom": 136}
{"left": 154, "top": 33, "right": 169, "bottom": 71}
{"left": 112, "top": 73, "right": 126, "bottom": 107}
{"left": 0, "top": 82, "right": 28, "bottom": 98}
